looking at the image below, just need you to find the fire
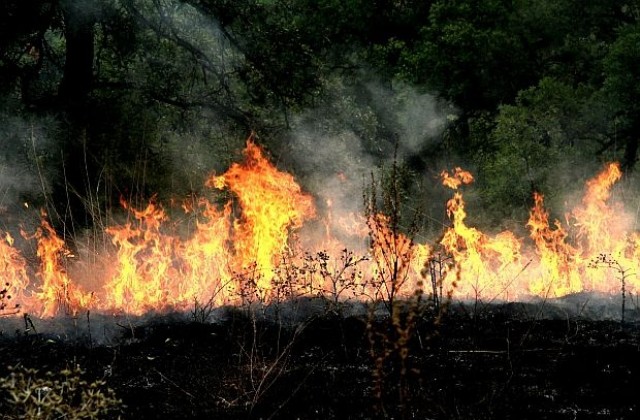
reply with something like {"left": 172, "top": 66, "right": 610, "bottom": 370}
{"left": 1, "top": 136, "right": 639, "bottom": 317}
{"left": 438, "top": 169, "right": 522, "bottom": 300}
{"left": 25, "top": 215, "right": 93, "bottom": 317}
{"left": 440, "top": 167, "right": 474, "bottom": 190}
{"left": 207, "top": 139, "right": 316, "bottom": 298}
{"left": 525, "top": 163, "right": 638, "bottom": 296}
{"left": 103, "top": 200, "right": 179, "bottom": 314}
{"left": 0, "top": 232, "right": 29, "bottom": 316}
{"left": 573, "top": 162, "right": 623, "bottom": 252}
{"left": 434, "top": 162, "right": 638, "bottom": 301}
{"left": 180, "top": 201, "right": 234, "bottom": 306}
{"left": 568, "top": 162, "right": 637, "bottom": 293}
{"left": 526, "top": 192, "right": 582, "bottom": 296}
{"left": 101, "top": 138, "right": 315, "bottom": 313}
{"left": 368, "top": 212, "right": 425, "bottom": 298}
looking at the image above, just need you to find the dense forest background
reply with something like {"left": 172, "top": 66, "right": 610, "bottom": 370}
{"left": 2, "top": 0, "right": 640, "bottom": 239}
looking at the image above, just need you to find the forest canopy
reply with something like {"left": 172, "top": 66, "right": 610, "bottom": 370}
{"left": 1, "top": 0, "right": 639, "bottom": 232}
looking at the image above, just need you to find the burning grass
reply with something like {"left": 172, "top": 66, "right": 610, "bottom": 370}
{"left": 0, "top": 136, "right": 638, "bottom": 321}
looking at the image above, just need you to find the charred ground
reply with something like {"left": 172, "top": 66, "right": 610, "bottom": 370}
{"left": 0, "top": 298, "right": 639, "bottom": 420}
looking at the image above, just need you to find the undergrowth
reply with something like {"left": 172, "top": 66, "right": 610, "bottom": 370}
{"left": 0, "top": 365, "right": 121, "bottom": 419}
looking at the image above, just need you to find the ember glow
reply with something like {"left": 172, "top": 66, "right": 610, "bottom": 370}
{"left": 2, "top": 140, "right": 639, "bottom": 317}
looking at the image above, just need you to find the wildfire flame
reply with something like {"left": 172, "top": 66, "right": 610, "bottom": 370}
{"left": 4, "top": 137, "right": 640, "bottom": 317}
{"left": 24, "top": 214, "right": 93, "bottom": 316}
{"left": 526, "top": 192, "right": 582, "bottom": 296}
{"left": 439, "top": 169, "right": 522, "bottom": 300}
{"left": 0, "top": 232, "right": 28, "bottom": 316}
{"left": 440, "top": 167, "right": 474, "bottom": 190}
{"left": 207, "top": 139, "right": 315, "bottom": 298}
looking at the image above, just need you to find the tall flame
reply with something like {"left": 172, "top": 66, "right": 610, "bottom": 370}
{"left": 438, "top": 169, "right": 522, "bottom": 300}
{"left": 572, "top": 162, "right": 624, "bottom": 256}
{"left": 104, "top": 200, "right": 178, "bottom": 314}
{"left": 526, "top": 192, "right": 581, "bottom": 296}
{"left": 207, "top": 139, "right": 315, "bottom": 298}
{"left": 100, "top": 138, "right": 315, "bottom": 313}
{"left": 27, "top": 215, "right": 93, "bottom": 316}
{"left": 180, "top": 201, "right": 234, "bottom": 306}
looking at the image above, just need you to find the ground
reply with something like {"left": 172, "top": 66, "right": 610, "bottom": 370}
{"left": 0, "top": 297, "right": 639, "bottom": 419}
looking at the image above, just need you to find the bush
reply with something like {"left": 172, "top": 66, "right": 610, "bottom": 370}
{"left": 0, "top": 365, "right": 121, "bottom": 419}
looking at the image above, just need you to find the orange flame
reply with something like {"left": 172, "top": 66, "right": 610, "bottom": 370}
{"left": 99, "top": 138, "right": 316, "bottom": 313}
{"left": 179, "top": 200, "right": 234, "bottom": 305}
{"left": 368, "top": 213, "right": 424, "bottom": 297}
{"left": 438, "top": 173, "right": 522, "bottom": 300}
{"left": 27, "top": 215, "right": 93, "bottom": 317}
{"left": 207, "top": 139, "right": 315, "bottom": 298}
{"left": 0, "top": 232, "right": 29, "bottom": 315}
{"left": 103, "top": 200, "right": 179, "bottom": 315}
{"left": 526, "top": 192, "right": 582, "bottom": 296}
{"left": 1, "top": 140, "right": 639, "bottom": 317}
{"left": 572, "top": 162, "right": 623, "bottom": 254}
{"left": 441, "top": 167, "right": 474, "bottom": 190}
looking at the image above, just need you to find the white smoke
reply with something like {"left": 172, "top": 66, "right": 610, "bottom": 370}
{"left": 283, "top": 76, "right": 455, "bottom": 246}
{"left": 0, "top": 111, "right": 58, "bottom": 235}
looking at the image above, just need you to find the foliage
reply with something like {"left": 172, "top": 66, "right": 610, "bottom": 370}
{"left": 476, "top": 77, "right": 602, "bottom": 219}
{"left": 363, "top": 154, "right": 435, "bottom": 417}
{"left": 0, "top": 365, "right": 121, "bottom": 419}
{"left": 301, "top": 249, "right": 368, "bottom": 314}
{"left": 399, "top": 0, "right": 533, "bottom": 111}
{"left": 601, "top": 22, "right": 640, "bottom": 170}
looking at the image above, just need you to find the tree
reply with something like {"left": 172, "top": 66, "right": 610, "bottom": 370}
{"left": 0, "top": 1, "right": 60, "bottom": 107}
{"left": 476, "top": 77, "right": 603, "bottom": 220}
{"left": 602, "top": 22, "right": 640, "bottom": 171}
{"left": 399, "top": 0, "right": 533, "bottom": 112}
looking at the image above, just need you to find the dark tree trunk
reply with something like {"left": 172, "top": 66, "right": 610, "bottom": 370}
{"left": 54, "top": 0, "right": 97, "bottom": 232}
{"left": 59, "top": 0, "right": 95, "bottom": 114}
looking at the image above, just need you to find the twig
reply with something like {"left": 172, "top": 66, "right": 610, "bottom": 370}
{"left": 152, "top": 367, "right": 196, "bottom": 399}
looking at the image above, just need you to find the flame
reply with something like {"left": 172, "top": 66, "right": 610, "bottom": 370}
{"left": 573, "top": 163, "right": 623, "bottom": 251}
{"left": 438, "top": 170, "right": 522, "bottom": 300}
{"left": 100, "top": 138, "right": 315, "bottom": 313}
{"left": 568, "top": 162, "right": 637, "bottom": 293}
{"left": 1, "top": 136, "right": 639, "bottom": 318}
{"left": 368, "top": 213, "right": 420, "bottom": 297}
{"left": 526, "top": 192, "right": 582, "bottom": 296}
{"left": 0, "top": 232, "right": 29, "bottom": 315}
{"left": 27, "top": 215, "right": 93, "bottom": 317}
{"left": 207, "top": 139, "right": 315, "bottom": 298}
{"left": 103, "top": 200, "right": 179, "bottom": 315}
{"left": 441, "top": 167, "right": 474, "bottom": 190}
{"left": 525, "top": 163, "right": 638, "bottom": 296}
{"left": 180, "top": 201, "right": 234, "bottom": 306}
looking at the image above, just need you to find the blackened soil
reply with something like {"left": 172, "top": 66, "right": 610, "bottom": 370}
{"left": 1, "top": 302, "right": 639, "bottom": 419}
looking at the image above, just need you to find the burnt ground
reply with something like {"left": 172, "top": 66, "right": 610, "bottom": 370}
{"left": 0, "top": 296, "right": 639, "bottom": 419}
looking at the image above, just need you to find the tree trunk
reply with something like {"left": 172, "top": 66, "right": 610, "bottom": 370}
{"left": 59, "top": 0, "right": 95, "bottom": 114}
{"left": 54, "top": 0, "right": 97, "bottom": 232}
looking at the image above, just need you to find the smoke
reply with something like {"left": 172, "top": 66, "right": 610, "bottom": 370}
{"left": 283, "top": 77, "right": 455, "bottom": 244}
{"left": 132, "top": 1, "right": 249, "bottom": 196}
{"left": 364, "top": 81, "right": 451, "bottom": 159}
{"left": 0, "top": 110, "right": 58, "bottom": 235}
